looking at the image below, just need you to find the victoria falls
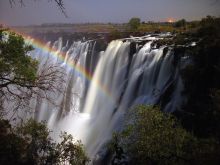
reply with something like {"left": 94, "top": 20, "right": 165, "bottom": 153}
{"left": 0, "top": 0, "right": 220, "bottom": 165}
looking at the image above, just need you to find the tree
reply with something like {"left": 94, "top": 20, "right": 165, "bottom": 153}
{"left": 111, "top": 105, "right": 219, "bottom": 165}
{"left": 0, "top": 118, "right": 89, "bottom": 164}
{"left": 173, "top": 19, "right": 186, "bottom": 28}
{"left": 0, "top": 30, "right": 37, "bottom": 89}
{"left": 0, "top": 29, "right": 64, "bottom": 116}
{"left": 128, "top": 18, "right": 141, "bottom": 31}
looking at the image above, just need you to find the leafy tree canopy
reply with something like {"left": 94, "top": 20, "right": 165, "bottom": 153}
{"left": 173, "top": 19, "right": 186, "bottom": 28}
{"left": 128, "top": 17, "right": 141, "bottom": 31}
{"left": 0, "top": 118, "right": 89, "bottom": 165}
{"left": 110, "top": 105, "right": 220, "bottom": 165}
{"left": 0, "top": 29, "right": 38, "bottom": 89}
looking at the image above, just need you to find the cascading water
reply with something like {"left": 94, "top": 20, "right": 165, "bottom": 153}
{"left": 26, "top": 34, "right": 186, "bottom": 162}
{"left": 29, "top": 38, "right": 97, "bottom": 122}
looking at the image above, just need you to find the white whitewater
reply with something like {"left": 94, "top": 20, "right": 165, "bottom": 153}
{"left": 28, "top": 34, "right": 185, "bottom": 161}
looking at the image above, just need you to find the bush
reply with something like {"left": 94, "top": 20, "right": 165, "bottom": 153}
{"left": 0, "top": 119, "right": 89, "bottom": 165}
{"left": 110, "top": 106, "right": 220, "bottom": 165}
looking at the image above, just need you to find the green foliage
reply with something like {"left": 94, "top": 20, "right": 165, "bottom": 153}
{"left": 121, "top": 105, "right": 195, "bottom": 164}
{"left": 0, "top": 29, "right": 38, "bottom": 88}
{"left": 111, "top": 105, "right": 220, "bottom": 165}
{"left": 177, "top": 16, "right": 220, "bottom": 139}
{"left": 128, "top": 17, "right": 141, "bottom": 31}
{"left": 174, "top": 19, "right": 186, "bottom": 28}
{"left": 198, "top": 16, "right": 220, "bottom": 37}
{"left": 108, "top": 133, "right": 127, "bottom": 165}
{"left": 56, "top": 132, "right": 89, "bottom": 165}
{"left": 138, "top": 23, "right": 176, "bottom": 33}
{"left": 0, "top": 119, "right": 89, "bottom": 165}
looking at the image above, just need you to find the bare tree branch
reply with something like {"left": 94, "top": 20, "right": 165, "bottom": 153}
{"left": 0, "top": 57, "right": 66, "bottom": 119}
{"left": 8, "top": 0, "right": 67, "bottom": 17}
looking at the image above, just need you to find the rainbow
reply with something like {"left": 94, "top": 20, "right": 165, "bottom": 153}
{"left": 9, "top": 28, "right": 113, "bottom": 101}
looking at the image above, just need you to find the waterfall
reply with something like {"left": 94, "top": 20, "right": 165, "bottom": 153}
{"left": 29, "top": 39, "right": 95, "bottom": 122}
{"left": 27, "top": 34, "right": 185, "bottom": 160}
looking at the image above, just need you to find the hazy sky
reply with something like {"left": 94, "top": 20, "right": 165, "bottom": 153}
{"left": 0, "top": 0, "right": 220, "bottom": 26}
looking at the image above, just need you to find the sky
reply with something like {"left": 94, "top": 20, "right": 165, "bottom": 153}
{"left": 0, "top": 0, "right": 220, "bottom": 26}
